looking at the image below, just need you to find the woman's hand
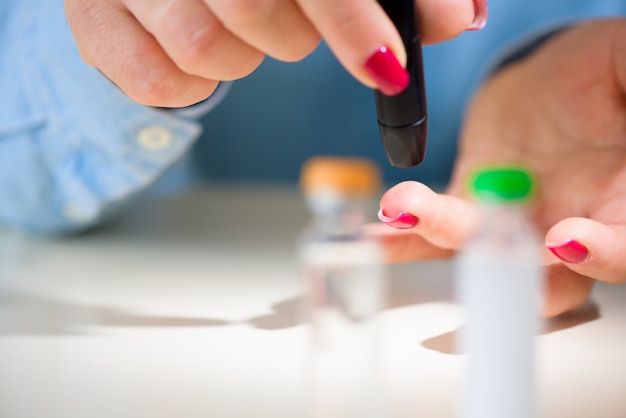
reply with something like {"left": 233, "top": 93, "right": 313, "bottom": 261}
{"left": 64, "top": 0, "right": 483, "bottom": 107}
{"left": 375, "top": 19, "right": 626, "bottom": 317}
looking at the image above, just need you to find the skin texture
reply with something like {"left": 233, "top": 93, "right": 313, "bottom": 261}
{"left": 64, "top": 0, "right": 477, "bottom": 107}
{"left": 375, "top": 19, "right": 626, "bottom": 318}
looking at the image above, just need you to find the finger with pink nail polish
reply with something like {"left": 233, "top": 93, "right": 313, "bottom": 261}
{"left": 377, "top": 209, "right": 419, "bottom": 229}
{"left": 364, "top": 46, "right": 410, "bottom": 96}
{"left": 545, "top": 217, "right": 626, "bottom": 286}
{"left": 547, "top": 240, "right": 589, "bottom": 264}
{"left": 467, "top": 0, "right": 488, "bottom": 31}
{"left": 378, "top": 181, "right": 480, "bottom": 250}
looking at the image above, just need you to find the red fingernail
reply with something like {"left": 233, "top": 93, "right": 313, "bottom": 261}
{"left": 467, "top": 0, "right": 489, "bottom": 31}
{"left": 547, "top": 240, "right": 589, "bottom": 264}
{"left": 364, "top": 46, "right": 410, "bottom": 96}
{"left": 377, "top": 209, "right": 419, "bottom": 229}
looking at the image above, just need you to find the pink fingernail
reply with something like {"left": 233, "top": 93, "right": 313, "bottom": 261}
{"left": 364, "top": 46, "right": 410, "bottom": 96}
{"left": 377, "top": 209, "right": 419, "bottom": 229}
{"left": 547, "top": 240, "right": 589, "bottom": 264}
{"left": 467, "top": 0, "right": 488, "bottom": 31}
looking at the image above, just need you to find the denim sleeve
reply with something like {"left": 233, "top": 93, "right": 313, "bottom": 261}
{"left": 0, "top": 0, "right": 224, "bottom": 235}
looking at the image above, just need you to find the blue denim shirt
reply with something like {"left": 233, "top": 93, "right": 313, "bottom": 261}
{"left": 0, "top": 0, "right": 224, "bottom": 235}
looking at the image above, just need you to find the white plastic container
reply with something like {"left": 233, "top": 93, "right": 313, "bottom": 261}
{"left": 455, "top": 166, "right": 543, "bottom": 418}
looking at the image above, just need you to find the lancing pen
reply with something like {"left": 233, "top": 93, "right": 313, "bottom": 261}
{"left": 373, "top": 0, "right": 428, "bottom": 168}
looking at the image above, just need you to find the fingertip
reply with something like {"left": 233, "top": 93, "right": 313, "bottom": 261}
{"left": 419, "top": 0, "right": 480, "bottom": 44}
{"left": 379, "top": 181, "right": 478, "bottom": 249}
{"left": 377, "top": 208, "right": 419, "bottom": 229}
{"left": 547, "top": 240, "right": 589, "bottom": 265}
{"left": 363, "top": 45, "right": 410, "bottom": 96}
{"left": 297, "top": 0, "right": 406, "bottom": 90}
{"left": 380, "top": 181, "right": 435, "bottom": 216}
{"left": 466, "top": 0, "right": 488, "bottom": 31}
{"left": 544, "top": 217, "right": 592, "bottom": 265}
{"left": 545, "top": 217, "right": 626, "bottom": 284}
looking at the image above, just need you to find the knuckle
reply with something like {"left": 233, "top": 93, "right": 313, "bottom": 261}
{"left": 121, "top": 42, "right": 180, "bottom": 105}
{"left": 151, "top": 5, "right": 224, "bottom": 74}
{"left": 176, "top": 29, "right": 265, "bottom": 80}
{"left": 165, "top": 23, "right": 264, "bottom": 80}
{"left": 328, "top": 8, "right": 368, "bottom": 41}
{"left": 128, "top": 73, "right": 178, "bottom": 106}
{"left": 219, "top": 0, "right": 274, "bottom": 25}
{"left": 173, "top": 25, "right": 222, "bottom": 72}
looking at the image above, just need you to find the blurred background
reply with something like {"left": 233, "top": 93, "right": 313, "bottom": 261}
{"left": 189, "top": 0, "right": 626, "bottom": 188}
{"left": 192, "top": 38, "right": 471, "bottom": 188}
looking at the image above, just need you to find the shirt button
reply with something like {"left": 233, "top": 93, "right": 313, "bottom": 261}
{"left": 63, "top": 202, "right": 93, "bottom": 223}
{"left": 137, "top": 126, "right": 173, "bottom": 151}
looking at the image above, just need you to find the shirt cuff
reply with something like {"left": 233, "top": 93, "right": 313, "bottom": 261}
{"left": 0, "top": 0, "right": 226, "bottom": 235}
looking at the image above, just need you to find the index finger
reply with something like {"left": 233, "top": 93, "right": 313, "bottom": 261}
{"left": 295, "top": 0, "right": 478, "bottom": 90}
{"left": 378, "top": 181, "right": 480, "bottom": 250}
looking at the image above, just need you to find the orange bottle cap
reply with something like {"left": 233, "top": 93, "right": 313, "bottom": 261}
{"left": 300, "top": 156, "right": 382, "bottom": 197}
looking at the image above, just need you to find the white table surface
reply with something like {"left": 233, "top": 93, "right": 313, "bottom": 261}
{"left": 0, "top": 184, "right": 624, "bottom": 418}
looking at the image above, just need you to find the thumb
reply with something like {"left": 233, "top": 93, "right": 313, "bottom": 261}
{"left": 545, "top": 217, "right": 626, "bottom": 284}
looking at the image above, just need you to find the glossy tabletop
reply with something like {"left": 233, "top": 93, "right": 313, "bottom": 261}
{"left": 0, "top": 185, "right": 624, "bottom": 418}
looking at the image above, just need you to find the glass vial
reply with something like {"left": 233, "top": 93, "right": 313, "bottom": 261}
{"left": 298, "top": 157, "right": 384, "bottom": 418}
{"left": 456, "top": 166, "right": 543, "bottom": 418}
